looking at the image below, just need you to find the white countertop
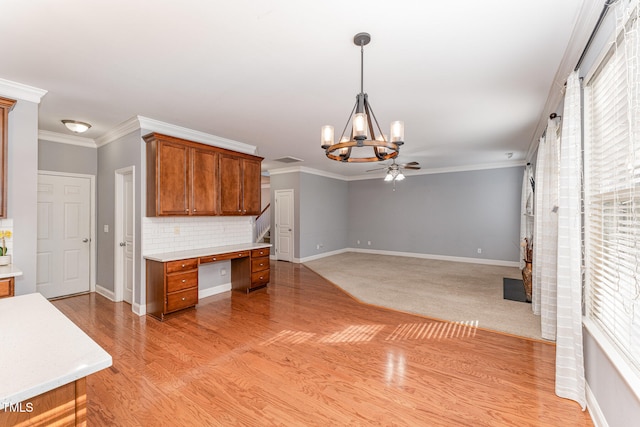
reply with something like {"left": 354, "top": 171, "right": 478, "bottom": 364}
{"left": 0, "top": 293, "right": 112, "bottom": 405}
{"left": 0, "top": 265, "right": 23, "bottom": 279}
{"left": 144, "top": 242, "right": 271, "bottom": 263}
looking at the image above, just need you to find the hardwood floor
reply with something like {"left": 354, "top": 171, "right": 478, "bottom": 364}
{"left": 53, "top": 261, "right": 593, "bottom": 426}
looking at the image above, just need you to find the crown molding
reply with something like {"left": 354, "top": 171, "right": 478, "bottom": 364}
{"left": 0, "top": 78, "right": 47, "bottom": 103}
{"left": 268, "top": 166, "right": 348, "bottom": 181}
{"left": 38, "top": 130, "right": 97, "bottom": 148}
{"left": 94, "top": 115, "right": 257, "bottom": 154}
{"left": 269, "top": 161, "right": 526, "bottom": 182}
{"left": 137, "top": 116, "right": 257, "bottom": 155}
{"left": 94, "top": 117, "right": 140, "bottom": 147}
{"left": 348, "top": 161, "right": 527, "bottom": 181}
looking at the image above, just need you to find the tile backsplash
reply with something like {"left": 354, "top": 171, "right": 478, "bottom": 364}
{"left": 143, "top": 216, "right": 254, "bottom": 254}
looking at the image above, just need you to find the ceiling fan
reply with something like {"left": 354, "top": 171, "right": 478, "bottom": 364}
{"left": 366, "top": 159, "right": 421, "bottom": 182}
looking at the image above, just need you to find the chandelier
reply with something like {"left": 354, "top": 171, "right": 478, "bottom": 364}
{"left": 321, "top": 32, "right": 404, "bottom": 163}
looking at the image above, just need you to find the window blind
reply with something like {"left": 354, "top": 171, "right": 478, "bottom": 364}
{"left": 584, "top": 7, "right": 640, "bottom": 372}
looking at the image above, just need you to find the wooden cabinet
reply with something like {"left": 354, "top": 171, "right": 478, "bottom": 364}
{"left": 0, "top": 97, "right": 17, "bottom": 218}
{"left": 250, "top": 247, "right": 270, "bottom": 290}
{"left": 219, "top": 155, "right": 261, "bottom": 215}
{"left": 145, "top": 133, "right": 261, "bottom": 217}
{"left": 146, "top": 258, "right": 199, "bottom": 320}
{"left": 0, "top": 276, "right": 15, "bottom": 298}
{"left": 145, "top": 134, "right": 219, "bottom": 216}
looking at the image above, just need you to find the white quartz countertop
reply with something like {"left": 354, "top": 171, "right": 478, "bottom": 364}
{"left": 144, "top": 242, "right": 271, "bottom": 263}
{"left": 0, "top": 265, "right": 23, "bottom": 279}
{"left": 0, "top": 293, "right": 112, "bottom": 405}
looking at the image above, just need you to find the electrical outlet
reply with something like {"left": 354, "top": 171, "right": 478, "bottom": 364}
{"left": 357, "top": 240, "right": 361, "bottom": 245}
{"left": 220, "top": 268, "right": 227, "bottom": 276}
{"left": 174, "top": 226, "right": 180, "bottom": 235}
{"left": 367, "top": 241, "right": 371, "bottom": 246}
{"left": 316, "top": 244, "right": 321, "bottom": 250}
{"left": 477, "top": 248, "right": 482, "bottom": 254}
{"left": 103, "top": 225, "right": 109, "bottom": 233}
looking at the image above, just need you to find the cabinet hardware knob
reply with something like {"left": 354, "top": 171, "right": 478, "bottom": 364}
{"left": 193, "top": 209, "right": 197, "bottom": 212}
{"left": 182, "top": 279, "right": 186, "bottom": 283}
{"left": 185, "top": 209, "right": 189, "bottom": 212}
{"left": 259, "top": 276, "right": 263, "bottom": 280}
{"left": 182, "top": 297, "right": 186, "bottom": 301}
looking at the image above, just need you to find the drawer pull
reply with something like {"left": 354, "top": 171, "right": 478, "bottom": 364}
{"left": 181, "top": 264, "right": 186, "bottom": 268}
{"left": 182, "top": 279, "right": 186, "bottom": 283}
{"left": 238, "top": 253, "right": 243, "bottom": 257}
{"left": 182, "top": 297, "right": 186, "bottom": 301}
{"left": 213, "top": 257, "right": 216, "bottom": 261}
{"left": 259, "top": 263, "right": 264, "bottom": 267}
{"left": 259, "top": 276, "right": 263, "bottom": 280}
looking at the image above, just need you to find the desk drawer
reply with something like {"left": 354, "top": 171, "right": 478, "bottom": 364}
{"left": 200, "top": 251, "right": 249, "bottom": 263}
{"left": 251, "top": 270, "right": 270, "bottom": 287}
{"left": 166, "top": 258, "right": 198, "bottom": 274}
{"left": 166, "top": 288, "right": 198, "bottom": 313}
{"left": 251, "top": 247, "right": 270, "bottom": 258}
{"left": 0, "top": 278, "right": 13, "bottom": 298}
{"left": 251, "top": 256, "right": 269, "bottom": 273}
{"left": 167, "top": 271, "right": 198, "bottom": 293}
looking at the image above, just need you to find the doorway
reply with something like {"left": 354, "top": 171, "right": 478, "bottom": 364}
{"left": 36, "top": 172, "right": 95, "bottom": 299}
{"left": 274, "top": 189, "right": 294, "bottom": 262}
{"left": 115, "top": 166, "right": 135, "bottom": 305}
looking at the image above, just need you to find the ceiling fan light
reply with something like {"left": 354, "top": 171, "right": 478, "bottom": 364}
{"left": 384, "top": 172, "right": 394, "bottom": 182}
{"left": 396, "top": 172, "right": 405, "bottom": 181}
{"left": 62, "top": 119, "right": 91, "bottom": 133}
{"left": 321, "top": 125, "right": 334, "bottom": 148}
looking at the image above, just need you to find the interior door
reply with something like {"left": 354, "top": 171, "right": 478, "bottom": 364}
{"left": 275, "top": 189, "right": 294, "bottom": 262}
{"left": 121, "top": 171, "right": 134, "bottom": 304}
{"left": 37, "top": 174, "right": 91, "bottom": 298}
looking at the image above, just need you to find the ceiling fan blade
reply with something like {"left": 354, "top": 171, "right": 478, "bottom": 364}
{"left": 365, "top": 167, "right": 387, "bottom": 172}
{"left": 403, "top": 165, "right": 421, "bottom": 170}
{"left": 401, "top": 161, "right": 420, "bottom": 167}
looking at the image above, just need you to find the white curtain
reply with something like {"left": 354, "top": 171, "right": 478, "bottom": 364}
{"left": 555, "top": 71, "right": 585, "bottom": 408}
{"left": 532, "top": 119, "right": 559, "bottom": 340}
{"left": 532, "top": 71, "right": 585, "bottom": 408}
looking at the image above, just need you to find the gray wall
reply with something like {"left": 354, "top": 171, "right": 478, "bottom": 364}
{"left": 96, "top": 131, "right": 143, "bottom": 303}
{"left": 6, "top": 99, "right": 39, "bottom": 295}
{"left": 299, "top": 173, "right": 348, "bottom": 259}
{"left": 270, "top": 171, "right": 349, "bottom": 260}
{"left": 348, "top": 166, "right": 523, "bottom": 262}
{"left": 38, "top": 140, "right": 97, "bottom": 176}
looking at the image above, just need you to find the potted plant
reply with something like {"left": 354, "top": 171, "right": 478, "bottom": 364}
{"left": 0, "top": 229, "right": 12, "bottom": 266}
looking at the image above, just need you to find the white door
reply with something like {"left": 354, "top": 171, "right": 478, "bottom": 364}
{"left": 275, "top": 189, "right": 294, "bottom": 262}
{"left": 37, "top": 174, "right": 91, "bottom": 298}
{"left": 115, "top": 168, "right": 135, "bottom": 304}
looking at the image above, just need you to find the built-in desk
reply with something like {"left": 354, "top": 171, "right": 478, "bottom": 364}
{"left": 144, "top": 243, "right": 271, "bottom": 320}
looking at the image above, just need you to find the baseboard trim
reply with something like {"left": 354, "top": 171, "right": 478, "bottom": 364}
{"left": 95, "top": 284, "right": 115, "bottom": 301}
{"left": 199, "top": 283, "right": 231, "bottom": 299}
{"left": 295, "top": 248, "right": 350, "bottom": 263}
{"left": 586, "top": 382, "right": 608, "bottom": 427}
{"left": 132, "top": 303, "right": 146, "bottom": 316}
{"left": 273, "top": 248, "right": 518, "bottom": 267}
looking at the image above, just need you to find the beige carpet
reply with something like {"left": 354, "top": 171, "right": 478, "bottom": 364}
{"left": 304, "top": 252, "right": 542, "bottom": 340}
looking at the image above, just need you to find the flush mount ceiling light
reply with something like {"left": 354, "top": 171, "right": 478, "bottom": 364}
{"left": 321, "top": 32, "right": 404, "bottom": 163}
{"left": 61, "top": 119, "right": 91, "bottom": 133}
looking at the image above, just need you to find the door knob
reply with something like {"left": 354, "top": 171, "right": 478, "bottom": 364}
{"left": 82, "top": 238, "right": 89, "bottom": 243}
{"left": 119, "top": 242, "right": 126, "bottom": 247}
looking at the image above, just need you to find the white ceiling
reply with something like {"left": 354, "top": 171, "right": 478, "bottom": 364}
{"left": 0, "top": 0, "right": 601, "bottom": 177}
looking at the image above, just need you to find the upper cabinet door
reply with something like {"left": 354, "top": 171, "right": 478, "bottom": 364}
{"left": 242, "top": 159, "right": 261, "bottom": 215}
{"left": 190, "top": 148, "right": 218, "bottom": 215}
{"left": 157, "top": 141, "right": 190, "bottom": 215}
{"left": 219, "top": 154, "right": 243, "bottom": 215}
